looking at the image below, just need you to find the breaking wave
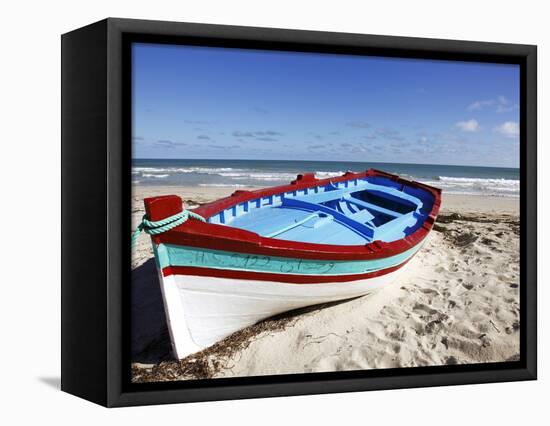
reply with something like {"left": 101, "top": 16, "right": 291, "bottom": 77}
{"left": 131, "top": 164, "right": 519, "bottom": 197}
{"left": 419, "top": 176, "right": 519, "bottom": 197}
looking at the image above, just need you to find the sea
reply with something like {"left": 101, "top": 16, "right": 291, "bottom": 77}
{"left": 132, "top": 159, "right": 519, "bottom": 198}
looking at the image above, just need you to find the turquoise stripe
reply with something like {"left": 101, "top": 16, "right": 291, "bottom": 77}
{"left": 157, "top": 242, "right": 423, "bottom": 276}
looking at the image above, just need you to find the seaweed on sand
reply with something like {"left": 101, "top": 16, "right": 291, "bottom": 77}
{"left": 132, "top": 298, "right": 355, "bottom": 382}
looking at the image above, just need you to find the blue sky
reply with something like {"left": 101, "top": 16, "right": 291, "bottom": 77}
{"left": 132, "top": 43, "right": 520, "bottom": 168}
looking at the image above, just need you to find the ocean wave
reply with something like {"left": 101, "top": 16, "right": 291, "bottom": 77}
{"left": 141, "top": 173, "right": 169, "bottom": 178}
{"left": 216, "top": 172, "right": 294, "bottom": 180}
{"left": 132, "top": 166, "right": 519, "bottom": 197}
{"left": 419, "top": 176, "right": 519, "bottom": 197}
{"left": 133, "top": 167, "right": 297, "bottom": 182}
{"left": 438, "top": 176, "right": 519, "bottom": 185}
{"left": 315, "top": 171, "right": 345, "bottom": 179}
{"left": 198, "top": 183, "right": 249, "bottom": 187}
{"left": 432, "top": 191, "right": 518, "bottom": 198}
{"left": 134, "top": 166, "right": 237, "bottom": 174}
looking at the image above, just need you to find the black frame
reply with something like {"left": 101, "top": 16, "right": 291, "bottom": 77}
{"left": 61, "top": 17, "right": 537, "bottom": 407}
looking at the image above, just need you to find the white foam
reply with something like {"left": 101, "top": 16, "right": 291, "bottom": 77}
{"left": 420, "top": 176, "right": 519, "bottom": 197}
{"left": 216, "top": 172, "right": 297, "bottom": 181}
{"left": 438, "top": 176, "right": 519, "bottom": 186}
{"left": 198, "top": 183, "right": 248, "bottom": 188}
{"left": 133, "top": 166, "right": 237, "bottom": 174}
{"left": 315, "top": 171, "right": 345, "bottom": 179}
{"left": 132, "top": 166, "right": 519, "bottom": 197}
{"left": 141, "top": 173, "right": 169, "bottom": 178}
{"left": 133, "top": 166, "right": 309, "bottom": 182}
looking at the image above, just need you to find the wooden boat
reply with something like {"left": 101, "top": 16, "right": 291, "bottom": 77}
{"left": 142, "top": 169, "right": 441, "bottom": 359}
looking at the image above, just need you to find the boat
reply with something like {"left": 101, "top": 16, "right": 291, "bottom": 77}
{"left": 139, "top": 169, "right": 442, "bottom": 359}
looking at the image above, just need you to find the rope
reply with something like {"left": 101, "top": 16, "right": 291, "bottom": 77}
{"left": 132, "top": 209, "right": 206, "bottom": 247}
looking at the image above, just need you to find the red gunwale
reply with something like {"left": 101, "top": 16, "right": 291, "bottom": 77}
{"left": 145, "top": 169, "right": 442, "bottom": 261}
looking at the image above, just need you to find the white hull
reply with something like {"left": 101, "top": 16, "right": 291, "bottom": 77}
{"left": 159, "top": 266, "right": 409, "bottom": 359}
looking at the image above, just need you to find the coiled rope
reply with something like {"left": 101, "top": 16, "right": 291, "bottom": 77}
{"left": 132, "top": 209, "right": 206, "bottom": 247}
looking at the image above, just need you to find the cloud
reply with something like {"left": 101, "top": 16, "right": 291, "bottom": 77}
{"left": 308, "top": 144, "right": 326, "bottom": 150}
{"left": 156, "top": 139, "right": 175, "bottom": 148}
{"left": 184, "top": 119, "right": 214, "bottom": 125}
{"left": 309, "top": 132, "right": 324, "bottom": 140}
{"left": 375, "top": 128, "right": 404, "bottom": 141}
{"left": 494, "top": 121, "right": 519, "bottom": 138}
{"left": 208, "top": 144, "right": 240, "bottom": 149}
{"left": 232, "top": 130, "right": 283, "bottom": 139}
{"left": 433, "top": 131, "right": 464, "bottom": 143}
{"left": 197, "top": 135, "right": 211, "bottom": 140}
{"left": 417, "top": 136, "right": 429, "bottom": 144}
{"left": 467, "top": 96, "right": 518, "bottom": 113}
{"left": 255, "top": 131, "right": 282, "bottom": 136}
{"left": 467, "top": 99, "right": 494, "bottom": 111}
{"left": 233, "top": 131, "right": 254, "bottom": 138}
{"left": 347, "top": 121, "right": 370, "bottom": 129}
{"left": 350, "top": 144, "right": 369, "bottom": 153}
{"left": 156, "top": 139, "right": 186, "bottom": 148}
{"left": 455, "top": 119, "right": 480, "bottom": 132}
{"left": 256, "top": 137, "right": 277, "bottom": 142}
{"left": 336, "top": 142, "right": 371, "bottom": 154}
{"left": 132, "top": 136, "right": 144, "bottom": 141}
{"left": 495, "top": 96, "right": 518, "bottom": 113}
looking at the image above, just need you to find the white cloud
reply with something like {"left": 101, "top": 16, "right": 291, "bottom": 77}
{"left": 494, "top": 121, "right": 519, "bottom": 138}
{"left": 467, "top": 96, "right": 518, "bottom": 113}
{"left": 495, "top": 96, "right": 518, "bottom": 113}
{"left": 455, "top": 119, "right": 480, "bottom": 132}
{"left": 467, "top": 100, "right": 494, "bottom": 111}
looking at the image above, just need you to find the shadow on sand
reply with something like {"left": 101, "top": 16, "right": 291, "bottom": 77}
{"left": 131, "top": 259, "right": 172, "bottom": 364}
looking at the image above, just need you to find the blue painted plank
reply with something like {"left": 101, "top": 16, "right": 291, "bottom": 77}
{"left": 274, "top": 220, "right": 368, "bottom": 245}
{"left": 350, "top": 208, "right": 375, "bottom": 223}
{"left": 265, "top": 212, "right": 322, "bottom": 238}
{"left": 281, "top": 197, "right": 374, "bottom": 239}
{"left": 373, "top": 211, "right": 421, "bottom": 241}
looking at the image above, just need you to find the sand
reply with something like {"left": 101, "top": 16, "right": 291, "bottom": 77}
{"left": 130, "top": 185, "right": 520, "bottom": 382}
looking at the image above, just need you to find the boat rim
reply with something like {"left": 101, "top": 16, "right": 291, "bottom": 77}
{"left": 145, "top": 169, "right": 442, "bottom": 261}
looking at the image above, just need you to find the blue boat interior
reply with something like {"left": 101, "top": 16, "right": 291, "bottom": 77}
{"left": 208, "top": 176, "right": 436, "bottom": 245}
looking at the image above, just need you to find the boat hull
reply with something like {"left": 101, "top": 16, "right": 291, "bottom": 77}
{"left": 158, "top": 247, "right": 417, "bottom": 359}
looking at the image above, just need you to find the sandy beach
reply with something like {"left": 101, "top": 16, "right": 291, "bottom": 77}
{"left": 131, "top": 185, "right": 520, "bottom": 382}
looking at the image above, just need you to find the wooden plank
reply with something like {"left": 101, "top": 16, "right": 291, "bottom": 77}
{"left": 281, "top": 197, "right": 374, "bottom": 239}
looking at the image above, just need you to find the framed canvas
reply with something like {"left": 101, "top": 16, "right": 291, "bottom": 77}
{"left": 61, "top": 18, "right": 537, "bottom": 407}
